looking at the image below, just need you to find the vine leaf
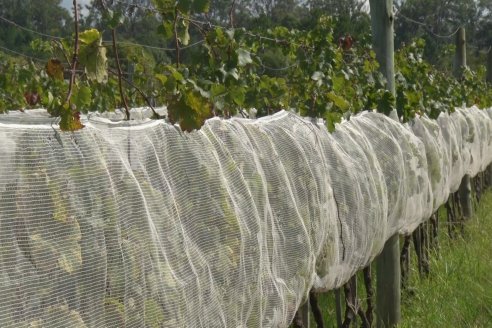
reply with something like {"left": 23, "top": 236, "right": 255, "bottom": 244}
{"left": 324, "top": 111, "right": 342, "bottom": 132}
{"left": 228, "top": 86, "right": 246, "bottom": 106}
{"left": 60, "top": 107, "right": 85, "bottom": 131}
{"left": 177, "top": 20, "right": 191, "bottom": 46}
{"left": 78, "top": 29, "right": 108, "bottom": 83}
{"left": 327, "top": 92, "right": 349, "bottom": 111}
{"left": 158, "top": 21, "right": 175, "bottom": 39}
{"left": 236, "top": 48, "right": 252, "bottom": 67}
{"left": 72, "top": 85, "right": 92, "bottom": 109}
{"left": 377, "top": 90, "right": 396, "bottom": 115}
{"left": 46, "top": 59, "right": 64, "bottom": 80}
{"left": 168, "top": 90, "right": 212, "bottom": 131}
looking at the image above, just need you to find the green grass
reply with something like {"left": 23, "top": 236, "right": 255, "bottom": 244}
{"left": 399, "top": 191, "right": 492, "bottom": 327}
{"left": 302, "top": 190, "right": 492, "bottom": 327}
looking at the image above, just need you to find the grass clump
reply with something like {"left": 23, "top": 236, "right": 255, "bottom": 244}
{"left": 399, "top": 191, "right": 492, "bottom": 327}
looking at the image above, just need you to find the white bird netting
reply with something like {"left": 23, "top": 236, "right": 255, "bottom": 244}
{"left": 0, "top": 106, "right": 491, "bottom": 327}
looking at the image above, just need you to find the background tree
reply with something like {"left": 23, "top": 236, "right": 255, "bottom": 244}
{"left": 0, "top": 0, "right": 73, "bottom": 55}
{"left": 395, "top": 0, "right": 492, "bottom": 70}
{"left": 304, "top": 0, "right": 370, "bottom": 38}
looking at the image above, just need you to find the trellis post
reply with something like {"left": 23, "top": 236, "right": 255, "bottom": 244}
{"left": 486, "top": 46, "right": 492, "bottom": 84}
{"left": 454, "top": 27, "right": 467, "bottom": 78}
{"left": 486, "top": 48, "right": 492, "bottom": 187}
{"left": 454, "top": 27, "right": 473, "bottom": 219}
{"left": 368, "top": 1, "right": 401, "bottom": 327}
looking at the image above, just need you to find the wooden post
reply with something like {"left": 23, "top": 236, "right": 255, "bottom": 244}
{"left": 486, "top": 48, "right": 492, "bottom": 189}
{"left": 375, "top": 235, "right": 401, "bottom": 327}
{"left": 487, "top": 165, "right": 492, "bottom": 188}
{"left": 454, "top": 27, "right": 467, "bottom": 79}
{"left": 293, "top": 301, "right": 310, "bottom": 328}
{"left": 454, "top": 27, "right": 473, "bottom": 219}
{"left": 300, "top": 301, "right": 310, "bottom": 328}
{"left": 369, "top": 0, "right": 395, "bottom": 95}
{"left": 309, "top": 291, "right": 325, "bottom": 328}
{"left": 459, "top": 175, "right": 473, "bottom": 218}
{"left": 486, "top": 47, "right": 492, "bottom": 84}
{"left": 334, "top": 288, "right": 343, "bottom": 327}
{"left": 369, "top": 1, "right": 401, "bottom": 327}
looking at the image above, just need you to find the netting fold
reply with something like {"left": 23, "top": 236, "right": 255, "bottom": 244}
{"left": 0, "top": 106, "right": 491, "bottom": 327}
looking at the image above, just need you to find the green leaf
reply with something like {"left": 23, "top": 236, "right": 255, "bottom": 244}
{"left": 377, "top": 90, "right": 396, "bottom": 115}
{"left": 168, "top": 90, "right": 212, "bottom": 131}
{"left": 332, "top": 75, "right": 345, "bottom": 92}
{"left": 157, "top": 21, "right": 175, "bottom": 39}
{"left": 177, "top": 20, "right": 190, "bottom": 46}
{"left": 211, "top": 83, "right": 227, "bottom": 97}
{"left": 170, "top": 69, "right": 184, "bottom": 81}
{"left": 363, "top": 58, "right": 378, "bottom": 74}
{"left": 187, "top": 79, "right": 210, "bottom": 98}
{"left": 72, "top": 85, "right": 92, "bottom": 109}
{"left": 327, "top": 92, "right": 350, "bottom": 111}
{"left": 236, "top": 48, "right": 252, "bottom": 67}
{"left": 60, "top": 109, "right": 85, "bottom": 131}
{"left": 324, "top": 111, "right": 342, "bottom": 132}
{"left": 155, "top": 73, "right": 168, "bottom": 84}
{"left": 164, "top": 76, "right": 177, "bottom": 90}
{"left": 79, "top": 29, "right": 100, "bottom": 45}
{"left": 79, "top": 29, "right": 108, "bottom": 83}
{"left": 229, "top": 86, "right": 246, "bottom": 106}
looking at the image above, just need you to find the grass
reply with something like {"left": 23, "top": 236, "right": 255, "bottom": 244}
{"left": 399, "top": 190, "right": 492, "bottom": 327}
{"left": 302, "top": 190, "right": 492, "bottom": 327}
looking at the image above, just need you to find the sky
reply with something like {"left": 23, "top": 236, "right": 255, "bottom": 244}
{"left": 61, "top": 0, "right": 91, "bottom": 15}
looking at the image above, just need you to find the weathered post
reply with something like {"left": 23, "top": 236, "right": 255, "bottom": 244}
{"left": 454, "top": 27, "right": 467, "bottom": 78}
{"left": 368, "top": 1, "right": 401, "bottom": 327}
{"left": 334, "top": 288, "right": 343, "bottom": 327}
{"left": 486, "top": 47, "right": 492, "bottom": 84}
{"left": 487, "top": 48, "right": 492, "bottom": 188}
{"left": 369, "top": 0, "right": 395, "bottom": 95}
{"left": 293, "top": 301, "right": 310, "bottom": 328}
{"left": 454, "top": 27, "right": 473, "bottom": 219}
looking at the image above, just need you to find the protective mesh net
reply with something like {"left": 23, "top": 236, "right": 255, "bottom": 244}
{"left": 0, "top": 106, "right": 491, "bottom": 327}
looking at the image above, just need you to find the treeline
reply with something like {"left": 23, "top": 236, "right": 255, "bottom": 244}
{"left": 1, "top": 0, "right": 491, "bottom": 68}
